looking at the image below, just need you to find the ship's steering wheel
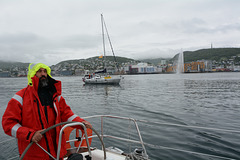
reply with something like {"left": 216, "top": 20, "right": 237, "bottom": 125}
{"left": 20, "top": 121, "right": 106, "bottom": 160}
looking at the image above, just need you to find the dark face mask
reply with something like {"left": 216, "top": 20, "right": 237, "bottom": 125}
{"left": 39, "top": 75, "right": 49, "bottom": 88}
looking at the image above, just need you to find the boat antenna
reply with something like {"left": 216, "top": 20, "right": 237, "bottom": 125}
{"left": 102, "top": 14, "right": 120, "bottom": 72}
{"left": 101, "top": 14, "right": 107, "bottom": 71}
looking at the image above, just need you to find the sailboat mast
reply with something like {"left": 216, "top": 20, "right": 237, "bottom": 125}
{"left": 101, "top": 14, "right": 106, "bottom": 70}
{"left": 102, "top": 17, "right": 120, "bottom": 72}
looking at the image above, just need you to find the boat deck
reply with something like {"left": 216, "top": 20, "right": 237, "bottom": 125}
{"left": 64, "top": 148, "right": 126, "bottom": 160}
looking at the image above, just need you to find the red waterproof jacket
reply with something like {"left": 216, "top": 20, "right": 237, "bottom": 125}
{"left": 2, "top": 76, "right": 85, "bottom": 159}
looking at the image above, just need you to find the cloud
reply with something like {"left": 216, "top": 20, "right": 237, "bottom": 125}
{"left": 0, "top": 0, "right": 240, "bottom": 65}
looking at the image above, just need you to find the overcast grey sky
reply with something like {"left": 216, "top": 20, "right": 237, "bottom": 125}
{"left": 0, "top": 0, "right": 239, "bottom": 65}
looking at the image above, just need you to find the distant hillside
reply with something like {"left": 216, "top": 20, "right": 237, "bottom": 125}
{"left": 55, "top": 56, "right": 139, "bottom": 66}
{"left": 0, "top": 61, "right": 29, "bottom": 71}
{"left": 172, "top": 48, "right": 240, "bottom": 62}
{"left": 88, "top": 56, "right": 138, "bottom": 64}
{"left": 51, "top": 56, "right": 141, "bottom": 71}
{"left": 139, "top": 58, "right": 171, "bottom": 65}
{"left": 2, "top": 48, "right": 240, "bottom": 72}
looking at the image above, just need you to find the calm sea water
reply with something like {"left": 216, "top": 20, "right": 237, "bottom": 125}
{"left": 0, "top": 73, "right": 240, "bottom": 160}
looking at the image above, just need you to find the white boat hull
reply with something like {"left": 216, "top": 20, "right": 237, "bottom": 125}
{"left": 83, "top": 76, "right": 121, "bottom": 84}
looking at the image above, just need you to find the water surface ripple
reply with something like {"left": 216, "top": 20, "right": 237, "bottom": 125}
{"left": 0, "top": 73, "right": 240, "bottom": 160}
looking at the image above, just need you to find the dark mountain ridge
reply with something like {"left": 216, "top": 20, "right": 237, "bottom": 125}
{"left": 172, "top": 48, "right": 240, "bottom": 62}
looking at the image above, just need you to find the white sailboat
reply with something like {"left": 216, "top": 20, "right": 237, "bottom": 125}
{"left": 82, "top": 14, "right": 121, "bottom": 85}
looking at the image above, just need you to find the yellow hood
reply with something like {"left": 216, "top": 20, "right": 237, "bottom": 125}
{"left": 27, "top": 63, "right": 52, "bottom": 86}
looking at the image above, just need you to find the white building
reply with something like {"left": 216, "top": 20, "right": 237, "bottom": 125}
{"left": 130, "top": 63, "right": 161, "bottom": 74}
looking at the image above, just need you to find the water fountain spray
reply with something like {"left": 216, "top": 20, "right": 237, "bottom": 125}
{"left": 176, "top": 50, "right": 184, "bottom": 74}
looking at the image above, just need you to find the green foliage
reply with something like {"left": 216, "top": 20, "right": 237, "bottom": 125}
{"left": 183, "top": 48, "right": 240, "bottom": 62}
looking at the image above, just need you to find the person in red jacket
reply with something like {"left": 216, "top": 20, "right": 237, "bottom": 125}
{"left": 2, "top": 63, "right": 91, "bottom": 160}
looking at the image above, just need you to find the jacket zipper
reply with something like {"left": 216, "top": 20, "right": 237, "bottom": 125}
{"left": 36, "top": 99, "right": 51, "bottom": 157}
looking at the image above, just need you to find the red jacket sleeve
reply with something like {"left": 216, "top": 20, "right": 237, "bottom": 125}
{"left": 2, "top": 94, "right": 35, "bottom": 142}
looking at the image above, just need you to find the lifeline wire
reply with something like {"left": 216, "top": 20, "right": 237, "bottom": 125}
{"left": 135, "top": 119, "right": 240, "bottom": 134}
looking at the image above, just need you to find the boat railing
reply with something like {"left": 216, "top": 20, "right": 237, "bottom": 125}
{"left": 82, "top": 115, "right": 149, "bottom": 159}
{"left": 58, "top": 122, "right": 92, "bottom": 160}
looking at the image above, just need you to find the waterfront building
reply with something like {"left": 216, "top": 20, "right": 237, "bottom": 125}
{"left": 0, "top": 71, "right": 11, "bottom": 77}
{"left": 128, "top": 63, "right": 161, "bottom": 74}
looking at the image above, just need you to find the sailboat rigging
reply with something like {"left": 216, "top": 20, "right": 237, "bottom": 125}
{"left": 101, "top": 14, "right": 120, "bottom": 72}
{"left": 82, "top": 14, "right": 121, "bottom": 84}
